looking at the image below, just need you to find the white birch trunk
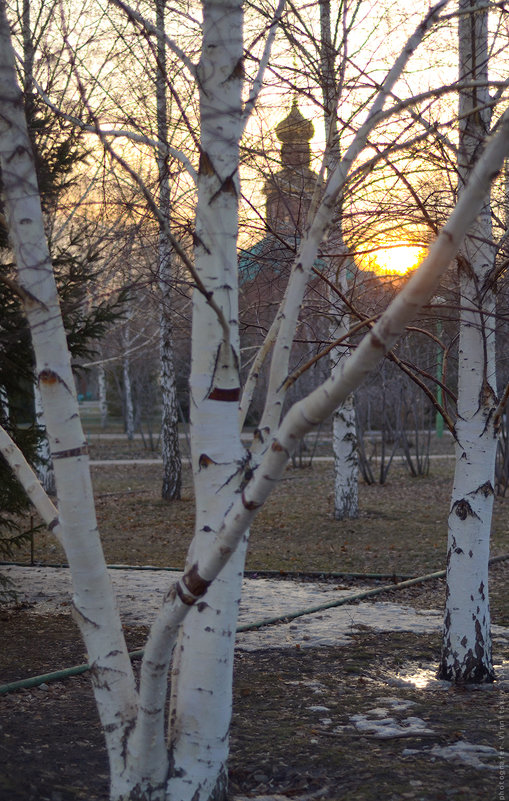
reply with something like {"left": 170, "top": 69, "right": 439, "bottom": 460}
{"left": 321, "top": 0, "right": 358, "bottom": 519}
{"left": 332, "top": 368, "right": 358, "bottom": 518}
{"left": 0, "top": 8, "right": 138, "bottom": 796}
{"left": 439, "top": 0, "right": 496, "bottom": 682}
{"left": 157, "top": 0, "right": 182, "bottom": 501}
{"left": 4, "top": 0, "right": 509, "bottom": 796}
{"left": 166, "top": 0, "right": 246, "bottom": 797}
{"left": 123, "top": 346, "right": 135, "bottom": 440}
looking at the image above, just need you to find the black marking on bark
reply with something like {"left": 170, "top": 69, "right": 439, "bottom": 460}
{"left": 208, "top": 387, "right": 241, "bottom": 402}
{"left": 38, "top": 369, "right": 75, "bottom": 397}
{"left": 271, "top": 439, "right": 289, "bottom": 458}
{"left": 163, "top": 585, "right": 178, "bottom": 604}
{"left": 454, "top": 547, "right": 464, "bottom": 555}
{"left": 221, "top": 175, "right": 238, "bottom": 196}
{"left": 241, "top": 490, "right": 261, "bottom": 511}
{"left": 52, "top": 444, "right": 89, "bottom": 460}
{"left": 48, "top": 516, "right": 59, "bottom": 531}
{"left": 176, "top": 582, "right": 197, "bottom": 605}
{"left": 478, "top": 580, "right": 485, "bottom": 600}
{"left": 469, "top": 550, "right": 473, "bottom": 558}
{"left": 199, "top": 151, "right": 215, "bottom": 176}
{"left": 71, "top": 602, "right": 100, "bottom": 628}
{"left": 370, "top": 332, "right": 385, "bottom": 350}
{"left": 480, "top": 378, "right": 497, "bottom": 408}
{"left": 254, "top": 426, "right": 270, "bottom": 443}
{"left": 7, "top": 144, "right": 29, "bottom": 162}
{"left": 229, "top": 58, "right": 244, "bottom": 80}
{"left": 452, "top": 499, "right": 478, "bottom": 520}
{"left": 295, "top": 261, "right": 304, "bottom": 272}
{"left": 183, "top": 563, "right": 211, "bottom": 598}
{"left": 202, "top": 525, "right": 212, "bottom": 532}
{"left": 199, "top": 453, "right": 217, "bottom": 469}
{"left": 38, "top": 369, "right": 61, "bottom": 385}
{"left": 197, "top": 602, "right": 209, "bottom": 612}
{"left": 457, "top": 252, "right": 475, "bottom": 278}
{"left": 477, "top": 481, "right": 494, "bottom": 497}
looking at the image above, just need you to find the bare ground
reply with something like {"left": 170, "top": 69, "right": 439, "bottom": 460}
{"left": 0, "top": 446, "right": 508, "bottom": 801}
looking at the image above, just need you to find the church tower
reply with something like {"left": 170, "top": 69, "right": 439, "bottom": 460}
{"left": 264, "top": 101, "right": 318, "bottom": 235}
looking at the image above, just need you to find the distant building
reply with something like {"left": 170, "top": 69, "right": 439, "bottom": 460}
{"left": 239, "top": 101, "right": 319, "bottom": 283}
{"left": 239, "top": 103, "right": 326, "bottom": 422}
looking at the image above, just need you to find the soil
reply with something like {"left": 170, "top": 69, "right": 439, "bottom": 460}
{"left": 1, "top": 440, "right": 508, "bottom": 801}
{"left": 0, "top": 608, "right": 507, "bottom": 801}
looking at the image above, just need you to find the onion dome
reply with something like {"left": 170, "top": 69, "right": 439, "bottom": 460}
{"left": 276, "top": 100, "right": 315, "bottom": 144}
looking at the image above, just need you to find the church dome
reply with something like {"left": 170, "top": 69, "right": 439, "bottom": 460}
{"left": 276, "top": 100, "right": 315, "bottom": 144}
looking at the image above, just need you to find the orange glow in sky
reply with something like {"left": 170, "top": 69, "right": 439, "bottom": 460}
{"left": 369, "top": 245, "right": 426, "bottom": 276}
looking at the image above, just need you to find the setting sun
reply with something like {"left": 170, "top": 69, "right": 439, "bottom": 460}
{"left": 370, "top": 245, "right": 426, "bottom": 276}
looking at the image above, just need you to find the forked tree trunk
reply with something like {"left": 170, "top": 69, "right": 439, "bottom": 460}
{"left": 3, "top": 0, "right": 509, "bottom": 796}
{"left": 438, "top": 0, "right": 496, "bottom": 682}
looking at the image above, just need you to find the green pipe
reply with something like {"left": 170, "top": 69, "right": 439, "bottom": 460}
{"left": 0, "top": 650, "right": 145, "bottom": 695}
{"left": 1, "top": 552, "right": 508, "bottom": 696}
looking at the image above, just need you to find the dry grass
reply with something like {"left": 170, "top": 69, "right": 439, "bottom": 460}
{"left": 12, "top": 445, "right": 509, "bottom": 624}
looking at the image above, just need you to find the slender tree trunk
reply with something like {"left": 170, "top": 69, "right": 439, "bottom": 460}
{"left": 156, "top": 0, "right": 182, "bottom": 501}
{"left": 439, "top": 0, "right": 496, "bottom": 683}
{"left": 122, "top": 351, "right": 135, "bottom": 440}
{"left": 320, "top": 0, "right": 358, "bottom": 519}
{"left": 34, "top": 383, "right": 56, "bottom": 495}
{"left": 98, "top": 362, "right": 108, "bottom": 428}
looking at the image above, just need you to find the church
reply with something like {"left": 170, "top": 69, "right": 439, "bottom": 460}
{"left": 239, "top": 100, "right": 319, "bottom": 283}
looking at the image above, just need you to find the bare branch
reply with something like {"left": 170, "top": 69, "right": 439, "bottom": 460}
{"left": 107, "top": 0, "right": 197, "bottom": 77}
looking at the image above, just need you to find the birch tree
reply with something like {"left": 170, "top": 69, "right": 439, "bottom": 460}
{"left": 156, "top": 0, "right": 182, "bottom": 500}
{"left": 319, "top": 0, "right": 359, "bottom": 519}
{"left": 3, "top": 0, "right": 509, "bottom": 798}
{"left": 438, "top": 0, "right": 498, "bottom": 683}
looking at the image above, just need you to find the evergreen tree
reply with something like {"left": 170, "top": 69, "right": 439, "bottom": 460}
{"left": 0, "top": 79, "right": 125, "bottom": 581}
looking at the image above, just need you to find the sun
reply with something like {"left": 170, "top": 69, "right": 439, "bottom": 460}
{"left": 371, "top": 245, "right": 426, "bottom": 276}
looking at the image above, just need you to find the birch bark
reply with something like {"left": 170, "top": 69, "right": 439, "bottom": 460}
{"left": 98, "top": 360, "right": 108, "bottom": 427}
{"left": 122, "top": 308, "right": 135, "bottom": 440}
{"left": 319, "top": 0, "right": 359, "bottom": 519}
{"left": 166, "top": 0, "right": 246, "bottom": 797}
{"left": 4, "top": 0, "right": 509, "bottom": 795}
{"left": 0, "top": 4, "right": 138, "bottom": 794}
{"left": 438, "top": 0, "right": 496, "bottom": 682}
{"left": 34, "top": 382, "right": 56, "bottom": 495}
{"left": 156, "top": 0, "right": 182, "bottom": 501}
